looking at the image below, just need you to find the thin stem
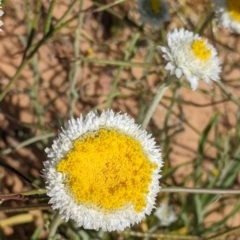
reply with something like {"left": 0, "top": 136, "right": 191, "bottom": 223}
{"left": 68, "top": 0, "right": 84, "bottom": 117}
{"left": 22, "top": 0, "right": 41, "bottom": 61}
{"left": 80, "top": 57, "right": 153, "bottom": 68}
{"left": 0, "top": 58, "right": 31, "bottom": 101}
{"left": 32, "top": 0, "right": 42, "bottom": 31}
{"left": 0, "top": 158, "right": 38, "bottom": 189}
{"left": 125, "top": 231, "right": 198, "bottom": 239}
{"left": 0, "top": 204, "right": 51, "bottom": 213}
{"left": 216, "top": 142, "right": 240, "bottom": 187}
{"left": 197, "top": 11, "right": 215, "bottom": 35}
{"left": 26, "top": 0, "right": 32, "bottom": 35}
{"left": 48, "top": 213, "right": 63, "bottom": 240}
{"left": 93, "top": 0, "right": 126, "bottom": 13}
{"left": 206, "top": 226, "right": 240, "bottom": 240}
{"left": 216, "top": 81, "right": 240, "bottom": 107}
{"left": 44, "top": 0, "right": 56, "bottom": 34}
{"left": 0, "top": 189, "right": 47, "bottom": 202}
{"left": 0, "top": 132, "right": 55, "bottom": 155}
{"left": 141, "top": 75, "right": 177, "bottom": 129}
{"left": 0, "top": 194, "right": 26, "bottom": 201}
{"left": 55, "top": 0, "right": 79, "bottom": 29}
{"left": 161, "top": 187, "right": 240, "bottom": 195}
{"left": 0, "top": 7, "right": 77, "bottom": 101}
{"left": 106, "top": 33, "right": 140, "bottom": 108}
{"left": 0, "top": 189, "right": 46, "bottom": 197}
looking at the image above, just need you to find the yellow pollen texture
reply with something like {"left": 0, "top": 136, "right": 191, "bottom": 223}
{"left": 191, "top": 39, "right": 211, "bottom": 61}
{"left": 150, "top": 0, "right": 162, "bottom": 14}
{"left": 227, "top": 0, "right": 240, "bottom": 22}
{"left": 56, "top": 129, "right": 157, "bottom": 212}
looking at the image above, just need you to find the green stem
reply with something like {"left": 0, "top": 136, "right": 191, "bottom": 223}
{"left": 0, "top": 132, "right": 55, "bottom": 155}
{"left": 141, "top": 75, "right": 176, "bottom": 129}
{"left": 69, "top": 0, "right": 84, "bottom": 118}
{"left": 44, "top": 0, "right": 56, "bottom": 34}
{"left": 197, "top": 12, "right": 215, "bottom": 35}
{"left": 0, "top": 5, "right": 77, "bottom": 101}
{"left": 80, "top": 57, "right": 152, "bottom": 68}
{"left": 106, "top": 33, "right": 140, "bottom": 108}
{"left": 93, "top": 0, "right": 126, "bottom": 12}
{"left": 33, "top": 0, "right": 42, "bottom": 30}
{"left": 206, "top": 226, "right": 240, "bottom": 240}
{"left": 125, "top": 231, "right": 198, "bottom": 239}
{"left": 0, "top": 58, "right": 31, "bottom": 101}
{"left": 55, "top": 0, "right": 79, "bottom": 29}
{"left": 216, "top": 81, "right": 240, "bottom": 107}
{"left": 48, "top": 213, "right": 63, "bottom": 240}
{"left": 216, "top": 144, "right": 240, "bottom": 187}
{"left": 0, "top": 189, "right": 46, "bottom": 196}
{"left": 161, "top": 187, "right": 240, "bottom": 195}
{"left": 0, "top": 204, "right": 50, "bottom": 213}
{"left": 26, "top": 0, "right": 32, "bottom": 35}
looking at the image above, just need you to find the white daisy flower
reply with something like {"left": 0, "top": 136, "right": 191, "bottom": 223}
{"left": 137, "top": 0, "right": 170, "bottom": 29}
{"left": 159, "top": 28, "right": 222, "bottom": 91}
{"left": 154, "top": 204, "right": 177, "bottom": 226}
{"left": 42, "top": 110, "right": 162, "bottom": 231}
{"left": 213, "top": 0, "right": 240, "bottom": 34}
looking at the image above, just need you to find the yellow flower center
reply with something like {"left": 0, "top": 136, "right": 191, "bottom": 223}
{"left": 191, "top": 39, "right": 211, "bottom": 61}
{"left": 150, "top": 0, "right": 162, "bottom": 14}
{"left": 227, "top": 0, "right": 240, "bottom": 22}
{"left": 57, "top": 128, "right": 157, "bottom": 213}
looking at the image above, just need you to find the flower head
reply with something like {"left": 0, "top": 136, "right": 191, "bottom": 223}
{"left": 138, "top": 0, "right": 170, "bottom": 29}
{"left": 159, "top": 28, "right": 221, "bottom": 90}
{"left": 154, "top": 204, "right": 177, "bottom": 226}
{"left": 213, "top": 0, "right": 240, "bottom": 33}
{"left": 42, "top": 110, "right": 162, "bottom": 231}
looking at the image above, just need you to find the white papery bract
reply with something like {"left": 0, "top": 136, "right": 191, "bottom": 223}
{"left": 42, "top": 110, "right": 163, "bottom": 231}
{"left": 138, "top": 0, "right": 170, "bottom": 29}
{"left": 154, "top": 204, "right": 177, "bottom": 226}
{"left": 159, "top": 28, "right": 221, "bottom": 90}
{"left": 213, "top": 0, "right": 240, "bottom": 34}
